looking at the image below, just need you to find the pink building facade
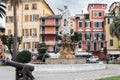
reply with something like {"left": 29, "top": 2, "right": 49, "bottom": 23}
{"left": 75, "top": 4, "right": 107, "bottom": 55}
{"left": 40, "top": 15, "right": 61, "bottom": 52}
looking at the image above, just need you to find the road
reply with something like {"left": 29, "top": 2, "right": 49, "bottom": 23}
{"left": 0, "top": 64, "right": 120, "bottom": 80}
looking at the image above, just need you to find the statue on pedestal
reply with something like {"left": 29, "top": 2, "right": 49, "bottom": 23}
{"left": 57, "top": 6, "right": 75, "bottom": 59}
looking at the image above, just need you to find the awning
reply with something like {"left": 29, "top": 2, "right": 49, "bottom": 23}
{"left": 108, "top": 51, "right": 120, "bottom": 55}
{"left": 75, "top": 52, "right": 92, "bottom": 55}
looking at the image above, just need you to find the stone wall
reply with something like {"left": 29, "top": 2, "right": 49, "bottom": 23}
{"left": 45, "top": 58, "right": 86, "bottom": 64}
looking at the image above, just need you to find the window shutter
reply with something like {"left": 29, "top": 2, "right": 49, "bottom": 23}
{"left": 22, "top": 29, "right": 24, "bottom": 36}
{"left": 29, "top": 42, "right": 31, "bottom": 48}
{"left": 90, "top": 22, "right": 91, "bottom": 27}
{"left": 102, "top": 21, "right": 104, "bottom": 27}
{"left": 30, "top": 15, "right": 32, "bottom": 21}
{"left": 36, "top": 15, "right": 39, "bottom": 21}
{"left": 23, "top": 42, "right": 25, "bottom": 48}
{"left": 12, "top": 16, "right": 14, "bottom": 22}
{"left": 30, "top": 29, "right": 32, "bottom": 36}
{"left": 6, "top": 17, "right": 8, "bottom": 23}
{"left": 32, "top": 42, "right": 34, "bottom": 48}
{"left": 35, "top": 28, "right": 37, "bottom": 36}
{"left": 85, "top": 22, "right": 86, "bottom": 27}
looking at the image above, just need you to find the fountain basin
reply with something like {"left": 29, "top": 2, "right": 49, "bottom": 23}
{"left": 34, "top": 64, "right": 106, "bottom": 72}
{"left": 45, "top": 58, "right": 86, "bottom": 64}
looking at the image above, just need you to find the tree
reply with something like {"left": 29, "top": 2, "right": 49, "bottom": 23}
{"left": 71, "top": 31, "right": 82, "bottom": 50}
{"left": 37, "top": 43, "right": 50, "bottom": 62}
{"left": 110, "top": 13, "right": 120, "bottom": 48}
{"left": 0, "top": 35, "right": 22, "bottom": 59}
{"left": 0, "top": 2, "right": 6, "bottom": 18}
{"left": 16, "top": 50, "right": 31, "bottom": 63}
{"left": 2, "top": 0, "right": 22, "bottom": 60}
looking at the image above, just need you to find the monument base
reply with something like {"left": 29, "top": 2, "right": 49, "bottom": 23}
{"left": 45, "top": 58, "right": 86, "bottom": 64}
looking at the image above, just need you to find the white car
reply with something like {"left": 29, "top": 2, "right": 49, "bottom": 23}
{"left": 88, "top": 56, "right": 99, "bottom": 62}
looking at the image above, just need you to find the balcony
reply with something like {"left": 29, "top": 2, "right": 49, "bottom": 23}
{"left": 40, "top": 23, "right": 60, "bottom": 27}
{"left": 40, "top": 31, "right": 57, "bottom": 35}
{"left": 40, "top": 41, "right": 55, "bottom": 45}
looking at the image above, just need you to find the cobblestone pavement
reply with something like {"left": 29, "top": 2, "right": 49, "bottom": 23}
{"left": 0, "top": 64, "right": 120, "bottom": 80}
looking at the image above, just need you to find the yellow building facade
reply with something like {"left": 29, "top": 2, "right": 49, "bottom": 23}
{"left": 5, "top": 0, "right": 54, "bottom": 53}
{"left": 104, "top": 16, "right": 119, "bottom": 50}
{"left": 104, "top": 2, "right": 120, "bottom": 57}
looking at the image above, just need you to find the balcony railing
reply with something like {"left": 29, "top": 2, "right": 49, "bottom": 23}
{"left": 40, "top": 23, "right": 60, "bottom": 26}
{"left": 40, "top": 31, "right": 56, "bottom": 35}
{"left": 40, "top": 41, "right": 55, "bottom": 45}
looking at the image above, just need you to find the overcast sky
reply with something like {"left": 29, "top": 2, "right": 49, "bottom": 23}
{"left": 46, "top": 0, "right": 120, "bottom": 15}
{"left": 1, "top": 0, "right": 120, "bottom": 27}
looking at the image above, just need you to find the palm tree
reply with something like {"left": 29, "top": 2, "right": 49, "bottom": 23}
{"left": 110, "top": 15, "right": 120, "bottom": 48}
{"left": 0, "top": 2, "right": 6, "bottom": 18}
{"left": 2, "top": 0, "right": 22, "bottom": 61}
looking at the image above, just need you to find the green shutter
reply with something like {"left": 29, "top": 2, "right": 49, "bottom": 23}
{"left": 101, "top": 42, "right": 104, "bottom": 48}
{"left": 94, "top": 22, "right": 97, "bottom": 27}
{"left": 78, "top": 42, "right": 81, "bottom": 48}
{"left": 79, "top": 22, "right": 82, "bottom": 27}
{"left": 108, "top": 18, "right": 110, "bottom": 24}
{"left": 110, "top": 40, "right": 113, "bottom": 46}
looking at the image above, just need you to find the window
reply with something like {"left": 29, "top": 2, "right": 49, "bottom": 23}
{"left": 25, "top": 15, "right": 29, "bottom": 22}
{"left": 108, "top": 18, "right": 113, "bottom": 24}
{"left": 25, "top": 4, "right": 29, "bottom": 10}
{"left": 79, "top": 33, "right": 82, "bottom": 40}
{"left": 78, "top": 42, "right": 82, "bottom": 48}
{"left": 56, "top": 27, "right": 59, "bottom": 34}
{"left": 94, "top": 22, "right": 103, "bottom": 27}
{"left": 110, "top": 40, "right": 113, "bottom": 46}
{"left": 30, "top": 28, "right": 37, "bottom": 36}
{"left": 55, "top": 18, "right": 59, "bottom": 25}
{"left": 25, "top": 42, "right": 30, "bottom": 49}
{"left": 30, "top": 15, "right": 39, "bottom": 22}
{"left": 8, "top": 5, "right": 12, "bottom": 11}
{"left": 42, "top": 36, "right": 45, "bottom": 43}
{"left": 85, "top": 33, "right": 91, "bottom": 40}
{"left": 42, "top": 27, "right": 45, "bottom": 33}
{"left": 85, "top": 22, "right": 91, "bottom": 27}
{"left": 8, "top": 29, "right": 12, "bottom": 36}
{"left": 94, "top": 33, "right": 99, "bottom": 40}
{"left": 32, "top": 3, "right": 37, "bottom": 9}
{"left": 94, "top": 12, "right": 97, "bottom": 17}
{"left": 79, "top": 22, "right": 82, "bottom": 27}
{"left": 94, "top": 22, "right": 98, "bottom": 27}
{"left": 99, "top": 22, "right": 102, "bottom": 27}
{"left": 6, "top": 16, "right": 13, "bottom": 23}
{"left": 98, "top": 12, "right": 102, "bottom": 17}
{"left": 42, "top": 18, "right": 45, "bottom": 25}
{"left": 23, "top": 29, "right": 29, "bottom": 36}
{"left": 101, "top": 42, "right": 104, "bottom": 48}
{"left": 32, "top": 42, "right": 38, "bottom": 48}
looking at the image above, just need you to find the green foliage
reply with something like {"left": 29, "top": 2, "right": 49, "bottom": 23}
{"left": 16, "top": 50, "right": 31, "bottom": 63}
{"left": 118, "top": 45, "right": 120, "bottom": 48}
{"left": 103, "top": 47, "right": 107, "bottom": 55}
{"left": 98, "top": 76, "right": 120, "bottom": 80}
{"left": 0, "top": 35, "right": 22, "bottom": 58}
{"left": 109, "top": 62, "right": 120, "bottom": 64}
{"left": 37, "top": 43, "right": 50, "bottom": 62}
{"left": 71, "top": 32, "right": 82, "bottom": 42}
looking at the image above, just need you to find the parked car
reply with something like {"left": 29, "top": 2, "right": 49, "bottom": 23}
{"left": 87, "top": 56, "right": 99, "bottom": 63}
